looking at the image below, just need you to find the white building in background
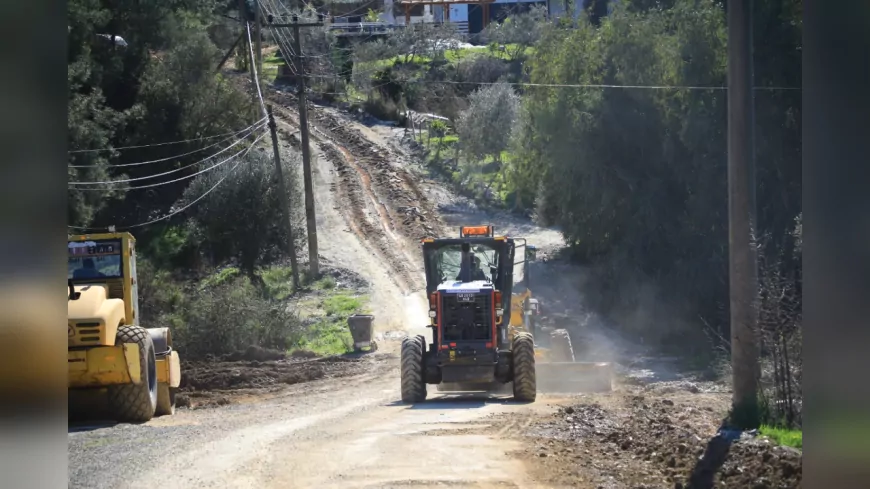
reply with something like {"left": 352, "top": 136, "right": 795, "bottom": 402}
{"left": 359, "top": 0, "right": 604, "bottom": 37}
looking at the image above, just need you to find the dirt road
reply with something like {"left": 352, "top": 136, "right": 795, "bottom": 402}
{"left": 68, "top": 80, "right": 800, "bottom": 488}
{"left": 70, "top": 364, "right": 564, "bottom": 488}
{"left": 68, "top": 84, "right": 569, "bottom": 488}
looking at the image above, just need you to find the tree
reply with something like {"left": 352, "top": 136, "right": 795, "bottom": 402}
{"left": 481, "top": 5, "right": 547, "bottom": 62}
{"left": 182, "top": 147, "right": 304, "bottom": 282}
{"left": 67, "top": 0, "right": 251, "bottom": 231}
{"left": 509, "top": 0, "right": 800, "bottom": 352}
{"left": 455, "top": 81, "right": 520, "bottom": 185}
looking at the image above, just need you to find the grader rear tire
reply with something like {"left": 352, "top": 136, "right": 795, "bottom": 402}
{"left": 400, "top": 335, "right": 426, "bottom": 403}
{"left": 511, "top": 332, "right": 537, "bottom": 402}
{"left": 107, "top": 325, "right": 158, "bottom": 423}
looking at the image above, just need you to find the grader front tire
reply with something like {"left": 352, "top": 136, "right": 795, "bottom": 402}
{"left": 400, "top": 335, "right": 427, "bottom": 403}
{"left": 511, "top": 332, "right": 537, "bottom": 402}
{"left": 107, "top": 325, "right": 158, "bottom": 423}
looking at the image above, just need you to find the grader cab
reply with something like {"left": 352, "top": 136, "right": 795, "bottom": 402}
{"left": 68, "top": 232, "right": 181, "bottom": 422}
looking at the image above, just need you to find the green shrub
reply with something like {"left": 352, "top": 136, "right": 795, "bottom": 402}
{"left": 759, "top": 425, "right": 802, "bottom": 449}
{"left": 323, "top": 294, "right": 364, "bottom": 317}
{"left": 174, "top": 275, "right": 304, "bottom": 358}
{"left": 363, "top": 94, "right": 402, "bottom": 122}
{"left": 200, "top": 267, "right": 240, "bottom": 289}
{"left": 259, "top": 265, "right": 296, "bottom": 300}
{"left": 313, "top": 275, "right": 337, "bottom": 290}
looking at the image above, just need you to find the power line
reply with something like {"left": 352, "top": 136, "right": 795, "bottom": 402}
{"left": 424, "top": 80, "right": 802, "bottom": 91}
{"left": 261, "top": 0, "right": 299, "bottom": 57}
{"left": 302, "top": 66, "right": 802, "bottom": 91}
{"left": 298, "top": 61, "right": 801, "bottom": 91}
{"left": 246, "top": 20, "right": 269, "bottom": 117}
{"left": 68, "top": 120, "right": 267, "bottom": 169}
{"left": 70, "top": 129, "right": 269, "bottom": 192}
{"left": 68, "top": 117, "right": 267, "bottom": 154}
{"left": 68, "top": 133, "right": 264, "bottom": 232}
{"left": 69, "top": 123, "right": 267, "bottom": 186}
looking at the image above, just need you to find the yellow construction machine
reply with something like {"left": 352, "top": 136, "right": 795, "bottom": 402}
{"left": 508, "top": 241, "right": 613, "bottom": 392}
{"left": 68, "top": 232, "right": 181, "bottom": 422}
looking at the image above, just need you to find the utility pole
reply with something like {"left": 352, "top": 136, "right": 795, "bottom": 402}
{"left": 266, "top": 15, "right": 324, "bottom": 279}
{"left": 254, "top": 0, "right": 262, "bottom": 75}
{"left": 291, "top": 21, "right": 320, "bottom": 278}
{"left": 239, "top": 0, "right": 258, "bottom": 123}
{"left": 727, "top": 0, "right": 759, "bottom": 429}
{"left": 267, "top": 105, "right": 301, "bottom": 290}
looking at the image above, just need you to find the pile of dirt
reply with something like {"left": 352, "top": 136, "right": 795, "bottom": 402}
{"left": 515, "top": 391, "right": 801, "bottom": 488}
{"left": 175, "top": 355, "right": 376, "bottom": 409}
{"left": 221, "top": 345, "right": 287, "bottom": 362}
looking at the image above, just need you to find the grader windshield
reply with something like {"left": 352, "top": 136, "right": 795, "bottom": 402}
{"left": 422, "top": 235, "right": 515, "bottom": 299}
{"left": 427, "top": 243, "right": 499, "bottom": 284}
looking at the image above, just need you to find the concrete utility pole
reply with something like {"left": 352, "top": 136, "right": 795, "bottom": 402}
{"left": 727, "top": 0, "right": 760, "bottom": 428}
{"left": 266, "top": 12, "right": 324, "bottom": 279}
{"left": 267, "top": 105, "right": 301, "bottom": 290}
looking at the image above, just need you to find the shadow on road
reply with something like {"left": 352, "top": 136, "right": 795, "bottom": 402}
{"left": 685, "top": 421, "right": 737, "bottom": 489}
{"left": 68, "top": 420, "right": 119, "bottom": 433}
{"left": 386, "top": 393, "right": 533, "bottom": 410}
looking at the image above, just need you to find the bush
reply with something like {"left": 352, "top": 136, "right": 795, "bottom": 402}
{"left": 455, "top": 54, "right": 510, "bottom": 87}
{"left": 172, "top": 275, "right": 304, "bottom": 359}
{"left": 363, "top": 94, "right": 402, "bottom": 122}
{"left": 138, "top": 258, "right": 307, "bottom": 359}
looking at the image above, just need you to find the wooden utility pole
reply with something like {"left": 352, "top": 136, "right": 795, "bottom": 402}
{"left": 727, "top": 0, "right": 759, "bottom": 429}
{"left": 239, "top": 0, "right": 258, "bottom": 123}
{"left": 267, "top": 105, "right": 301, "bottom": 290}
{"left": 291, "top": 21, "right": 320, "bottom": 278}
{"left": 254, "top": 0, "right": 263, "bottom": 75}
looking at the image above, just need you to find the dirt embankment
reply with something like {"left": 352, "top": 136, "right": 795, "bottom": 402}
{"left": 175, "top": 346, "right": 388, "bottom": 409}
{"left": 503, "top": 384, "right": 801, "bottom": 489}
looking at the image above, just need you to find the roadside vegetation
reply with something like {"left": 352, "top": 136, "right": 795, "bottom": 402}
{"left": 760, "top": 425, "right": 803, "bottom": 449}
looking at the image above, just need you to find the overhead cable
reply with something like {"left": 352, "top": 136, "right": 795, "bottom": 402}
{"left": 69, "top": 120, "right": 267, "bottom": 169}
{"left": 68, "top": 134, "right": 261, "bottom": 231}
{"left": 70, "top": 130, "right": 269, "bottom": 192}
{"left": 69, "top": 123, "right": 266, "bottom": 186}
{"left": 68, "top": 116, "right": 267, "bottom": 154}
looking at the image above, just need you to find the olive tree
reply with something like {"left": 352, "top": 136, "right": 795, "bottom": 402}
{"left": 455, "top": 81, "right": 520, "bottom": 166}
{"left": 481, "top": 5, "right": 547, "bottom": 61}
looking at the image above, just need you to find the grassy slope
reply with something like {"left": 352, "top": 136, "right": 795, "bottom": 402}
{"left": 759, "top": 425, "right": 803, "bottom": 449}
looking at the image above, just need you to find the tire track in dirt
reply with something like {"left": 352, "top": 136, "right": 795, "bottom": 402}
{"left": 266, "top": 91, "right": 445, "bottom": 295}
{"left": 269, "top": 103, "right": 416, "bottom": 295}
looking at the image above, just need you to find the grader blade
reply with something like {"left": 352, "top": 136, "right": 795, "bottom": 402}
{"left": 536, "top": 361, "right": 614, "bottom": 393}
